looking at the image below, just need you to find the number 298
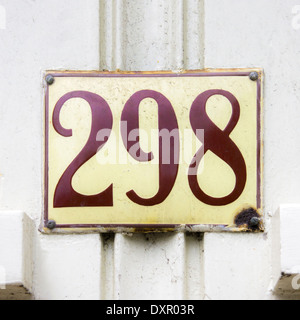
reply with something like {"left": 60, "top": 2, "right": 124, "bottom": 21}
{"left": 52, "top": 89, "right": 247, "bottom": 208}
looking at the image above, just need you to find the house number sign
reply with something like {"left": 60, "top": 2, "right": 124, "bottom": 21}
{"left": 43, "top": 70, "right": 263, "bottom": 233}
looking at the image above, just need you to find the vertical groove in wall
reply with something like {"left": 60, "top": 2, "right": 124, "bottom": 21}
{"left": 100, "top": 0, "right": 126, "bottom": 70}
{"left": 100, "top": 233, "right": 105, "bottom": 300}
{"left": 169, "top": 0, "right": 185, "bottom": 69}
{"left": 100, "top": 234, "right": 116, "bottom": 300}
{"left": 199, "top": 234, "right": 206, "bottom": 299}
{"left": 201, "top": 0, "right": 206, "bottom": 68}
{"left": 113, "top": 233, "right": 122, "bottom": 300}
{"left": 99, "top": 0, "right": 110, "bottom": 69}
{"left": 178, "top": 232, "right": 187, "bottom": 299}
{"left": 184, "top": 233, "right": 205, "bottom": 299}
{"left": 184, "top": 0, "right": 205, "bottom": 69}
{"left": 114, "top": 0, "right": 126, "bottom": 70}
{"left": 182, "top": 0, "right": 188, "bottom": 69}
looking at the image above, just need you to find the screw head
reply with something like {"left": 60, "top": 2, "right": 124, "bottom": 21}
{"left": 249, "top": 217, "right": 260, "bottom": 229}
{"left": 249, "top": 72, "right": 259, "bottom": 81}
{"left": 47, "top": 220, "right": 56, "bottom": 230}
{"left": 45, "top": 75, "right": 55, "bottom": 85}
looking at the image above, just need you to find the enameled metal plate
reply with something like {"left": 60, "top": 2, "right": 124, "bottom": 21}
{"left": 43, "top": 70, "right": 263, "bottom": 233}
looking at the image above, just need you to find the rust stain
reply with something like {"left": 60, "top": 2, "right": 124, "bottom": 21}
{"left": 46, "top": 68, "right": 263, "bottom": 77}
{"left": 130, "top": 228, "right": 177, "bottom": 234}
{"left": 234, "top": 207, "right": 263, "bottom": 231}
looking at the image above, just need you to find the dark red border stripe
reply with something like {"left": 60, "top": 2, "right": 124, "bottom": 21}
{"left": 56, "top": 224, "right": 180, "bottom": 229}
{"left": 257, "top": 79, "right": 262, "bottom": 209}
{"left": 50, "top": 72, "right": 251, "bottom": 78}
{"left": 44, "top": 84, "right": 49, "bottom": 223}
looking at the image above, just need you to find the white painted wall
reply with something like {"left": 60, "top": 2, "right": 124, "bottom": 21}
{"left": 0, "top": 0, "right": 300, "bottom": 300}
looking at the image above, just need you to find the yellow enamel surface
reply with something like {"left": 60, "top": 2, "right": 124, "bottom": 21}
{"left": 46, "top": 72, "right": 262, "bottom": 227}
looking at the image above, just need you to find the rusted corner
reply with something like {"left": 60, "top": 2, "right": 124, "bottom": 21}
{"left": 234, "top": 207, "right": 264, "bottom": 232}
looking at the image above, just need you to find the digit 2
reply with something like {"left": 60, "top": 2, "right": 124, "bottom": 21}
{"left": 52, "top": 91, "right": 113, "bottom": 208}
